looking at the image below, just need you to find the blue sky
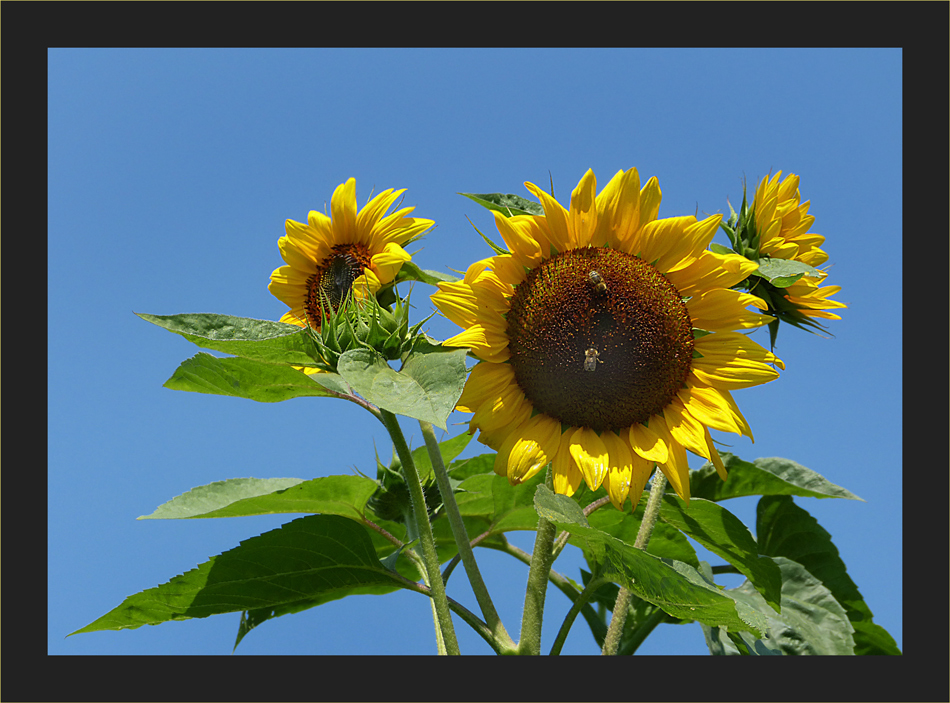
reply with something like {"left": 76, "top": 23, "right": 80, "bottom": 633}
{"left": 48, "top": 48, "right": 902, "bottom": 656}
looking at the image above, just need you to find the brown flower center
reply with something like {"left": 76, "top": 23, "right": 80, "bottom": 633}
{"left": 505, "top": 246, "right": 694, "bottom": 432}
{"left": 305, "top": 244, "right": 370, "bottom": 327}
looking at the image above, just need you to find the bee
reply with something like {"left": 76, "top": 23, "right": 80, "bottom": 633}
{"left": 583, "top": 347, "right": 603, "bottom": 372}
{"left": 587, "top": 270, "right": 607, "bottom": 293}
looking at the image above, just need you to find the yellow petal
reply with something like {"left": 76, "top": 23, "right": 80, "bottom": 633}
{"left": 369, "top": 242, "right": 411, "bottom": 285}
{"left": 330, "top": 178, "right": 358, "bottom": 242}
{"left": 629, "top": 421, "right": 668, "bottom": 463}
{"left": 686, "top": 289, "right": 771, "bottom": 332}
{"left": 649, "top": 415, "right": 691, "bottom": 504}
{"left": 677, "top": 383, "right": 753, "bottom": 440}
{"left": 569, "top": 169, "right": 598, "bottom": 248}
{"left": 569, "top": 427, "right": 609, "bottom": 491}
{"left": 494, "top": 414, "right": 561, "bottom": 484}
{"left": 551, "top": 431, "right": 584, "bottom": 497}
{"left": 601, "top": 431, "right": 633, "bottom": 510}
{"left": 692, "top": 332, "right": 785, "bottom": 389}
{"left": 524, "top": 181, "right": 572, "bottom": 250}
{"left": 595, "top": 168, "right": 641, "bottom": 250}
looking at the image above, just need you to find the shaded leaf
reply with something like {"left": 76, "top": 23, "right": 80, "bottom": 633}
{"left": 586, "top": 498, "right": 699, "bottom": 567}
{"left": 691, "top": 453, "right": 863, "bottom": 502}
{"left": 757, "top": 495, "right": 900, "bottom": 655}
{"left": 71, "top": 515, "right": 415, "bottom": 636}
{"left": 659, "top": 495, "right": 782, "bottom": 612}
{"left": 337, "top": 347, "right": 468, "bottom": 430}
{"left": 164, "top": 353, "right": 336, "bottom": 402}
{"left": 710, "top": 557, "right": 854, "bottom": 655}
{"left": 533, "top": 486, "right": 766, "bottom": 637}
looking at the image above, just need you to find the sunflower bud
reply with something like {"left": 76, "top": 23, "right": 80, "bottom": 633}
{"left": 306, "top": 287, "right": 429, "bottom": 371}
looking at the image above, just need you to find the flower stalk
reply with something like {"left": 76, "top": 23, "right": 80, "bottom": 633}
{"left": 379, "top": 409, "right": 460, "bottom": 655}
{"left": 518, "top": 469, "right": 559, "bottom": 655}
{"left": 601, "top": 468, "right": 667, "bottom": 655}
{"left": 419, "top": 421, "right": 517, "bottom": 653}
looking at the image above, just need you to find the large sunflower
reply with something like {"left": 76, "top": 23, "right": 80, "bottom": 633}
{"left": 432, "top": 168, "right": 784, "bottom": 510}
{"left": 752, "top": 171, "right": 846, "bottom": 323}
{"left": 269, "top": 178, "right": 433, "bottom": 334}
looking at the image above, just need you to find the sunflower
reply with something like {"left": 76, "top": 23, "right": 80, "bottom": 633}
{"left": 432, "top": 168, "right": 784, "bottom": 510}
{"left": 751, "top": 171, "right": 846, "bottom": 323}
{"left": 269, "top": 178, "right": 433, "bottom": 352}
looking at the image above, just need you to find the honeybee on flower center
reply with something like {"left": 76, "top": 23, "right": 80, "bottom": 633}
{"left": 583, "top": 347, "right": 603, "bottom": 372}
{"left": 587, "top": 270, "right": 607, "bottom": 293}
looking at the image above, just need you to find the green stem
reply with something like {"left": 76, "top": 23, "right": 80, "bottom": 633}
{"left": 419, "top": 421, "right": 515, "bottom": 652}
{"left": 618, "top": 605, "right": 668, "bottom": 655}
{"left": 549, "top": 572, "right": 609, "bottom": 656}
{"left": 518, "top": 470, "right": 558, "bottom": 655}
{"left": 379, "top": 409, "right": 460, "bottom": 655}
{"left": 601, "top": 468, "right": 668, "bottom": 656}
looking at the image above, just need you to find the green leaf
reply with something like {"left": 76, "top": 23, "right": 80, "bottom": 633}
{"left": 533, "top": 486, "right": 766, "bottom": 637}
{"left": 394, "top": 260, "right": 460, "bottom": 286}
{"left": 336, "top": 346, "right": 468, "bottom": 430}
{"left": 137, "top": 313, "right": 322, "bottom": 368}
{"left": 756, "top": 495, "right": 901, "bottom": 655}
{"left": 164, "top": 353, "right": 338, "bottom": 402}
{"left": 71, "top": 515, "right": 416, "bottom": 636}
{"left": 138, "top": 475, "right": 379, "bottom": 521}
{"left": 749, "top": 258, "right": 820, "bottom": 288}
{"left": 586, "top": 499, "right": 700, "bottom": 567}
{"left": 710, "top": 556, "right": 855, "bottom": 655}
{"left": 691, "top": 453, "right": 863, "bottom": 502}
{"left": 659, "top": 495, "right": 783, "bottom": 612}
{"left": 458, "top": 192, "right": 544, "bottom": 217}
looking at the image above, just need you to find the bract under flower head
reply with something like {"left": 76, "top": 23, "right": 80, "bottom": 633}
{"left": 269, "top": 178, "right": 433, "bottom": 372}
{"left": 432, "top": 168, "right": 784, "bottom": 510}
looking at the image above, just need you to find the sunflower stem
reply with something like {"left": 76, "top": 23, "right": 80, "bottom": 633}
{"left": 550, "top": 571, "right": 608, "bottom": 656}
{"left": 601, "top": 469, "right": 668, "bottom": 656}
{"left": 518, "top": 468, "right": 559, "bottom": 655}
{"left": 379, "top": 409, "right": 460, "bottom": 655}
{"left": 419, "top": 420, "right": 516, "bottom": 653}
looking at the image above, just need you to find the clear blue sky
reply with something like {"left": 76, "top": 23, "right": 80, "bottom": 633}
{"left": 48, "top": 48, "right": 902, "bottom": 656}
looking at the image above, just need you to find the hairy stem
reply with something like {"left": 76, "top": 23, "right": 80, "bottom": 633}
{"left": 419, "top": 421, "right": 515, "bottom": 652}
{"left": 518, "top": 470, "right": 558, "bottom": 655}
{"left": 601, "top": 469, "right": 668, "bottom": 656}
{"left": 379, "top": 409, "right": 460, "bottom": 655}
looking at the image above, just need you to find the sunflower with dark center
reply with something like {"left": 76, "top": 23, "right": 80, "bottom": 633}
{"left": 432, "top": 168, "right": 785, "bottom": 509}
{"left": 269, "top": 178, "right": 433, "bottom": 372}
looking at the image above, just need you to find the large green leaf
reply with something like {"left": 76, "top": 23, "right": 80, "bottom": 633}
{"left": 756, "top": 495, "right": 901, "bottom": 655}
{"left": 336, "top": 347, "right": 468, "bottom": 430}
{"left": 533, "top": 486, "right": 767, "bottom": 637}
{"left": 138, "top": 475, "right": 379, "bottom": 521}
{"left": 138, "top": 312, "right": 322, "bottom": 368}
{"left": 71, "top": 515, "right": 415, "bottom": 636}
{"left": 659, "top": 495, "right": 782, "bottom": 612}
{"left": 586, "top": 499, "right": 700, "bottom": 567}
{"left": 705, "top": 556, "right": 855, "bottom": 655}
{"left": 691, "top": 453, "right": 863, "bottom": 502}
{"left": 164, "top": 353, "right": 337, "bottom": 402}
